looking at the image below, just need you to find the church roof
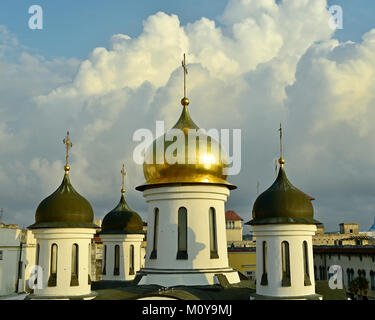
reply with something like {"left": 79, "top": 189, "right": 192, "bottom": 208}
{"left": 225, "top": 210, "right": 243, "bottom": 221}
{"left": 29, "top": 172, "right": 98, "bottom": 229}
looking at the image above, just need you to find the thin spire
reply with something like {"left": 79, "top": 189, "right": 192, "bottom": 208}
{"left": 181, "top": 53, "right": 190, "bottom": 107}
{"left": 121, "top": 164, "right": 126, "bottom": 195}
{"left": 278, "top": 123, "right": 285, "bottom": 167}
{"left": 63, "top": 131, "right": 72, "bottom": 173}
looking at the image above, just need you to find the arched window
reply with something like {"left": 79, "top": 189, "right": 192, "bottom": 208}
{"left": 260, "top": 241, "right": 268, "bottom": 285}
{"left": 150, "top": 208, "right": 159, "bottom": 259}
{"left": 48, "top": 244, "right": 58, "bottom": 287}
{"left": 129, "top": 245, "right": 135, "bottom": 275}
{"left": 102, "top": 245, "right": 107, "bottom": 275}
{"left": 281, "top": 241, "right": 291, "bottom": 286}
{"left": 177, "top": 207, "right": 188, "bottom": 260}
{"left": 114, "top": 245, "right": 120, "bottom": 276}
{"left": 303, "top": 241, "right": 311, "bottom": 286}
{"left": 36, "top": 243, "right": 40, "bottom": 266}
{"left": 70, "top": 244, "right": 79, "bottom": 286}
{"left": 209, "top": 207, "right": 219, "bottom": 259}
{"left": 88, "top": 244, "right": 92, "bottom": 284}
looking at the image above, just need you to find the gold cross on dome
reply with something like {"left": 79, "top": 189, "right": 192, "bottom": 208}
{"left": 181, "top": 53, "right": 188, "bottom": 98}
{"left": 121, "top": 164, "right": 126, "bottom": 194}
{"left": 63, "top": 131, "right": 73, "bottom": 172}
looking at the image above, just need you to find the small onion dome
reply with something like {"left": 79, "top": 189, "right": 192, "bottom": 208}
{"left": 136, "top": 101, "right": 236, "bottom": 191}
{"left": 248, "top": 167, "right": 320, "bottom": 225}
{"left": 100, "top": 194, "right": 144, "bottom": 235}
{"left": 29, "top": 173, "right": 97, "bottom": 229}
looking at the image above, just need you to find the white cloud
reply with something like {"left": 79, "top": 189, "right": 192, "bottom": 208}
{"left": 0, "top": 1, "right": 374, "bottom": 231}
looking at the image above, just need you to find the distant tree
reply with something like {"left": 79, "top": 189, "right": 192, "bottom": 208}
{"left": 348, "top": 277, "right": 369, "bottom": 300}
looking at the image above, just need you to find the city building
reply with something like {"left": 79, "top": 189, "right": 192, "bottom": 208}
{"left": 314, "top": 245, "right": 375, "bottom": 299}
{"left": 225, "top": 210, "right": 244, "bottom": 243}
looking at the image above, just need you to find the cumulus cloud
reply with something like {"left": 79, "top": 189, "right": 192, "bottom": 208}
{"left": 0, "top": 0, "right": 374, "bottom": 232}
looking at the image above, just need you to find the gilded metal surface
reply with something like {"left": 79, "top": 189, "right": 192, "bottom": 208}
{"left": 249, "top": 167, "right": 320, "bottom": 225}
{"left": 63, "top": 131, "right": 72, "bottom": 173}
{"left": 29, "top": 173, "right": 97, "bottom": 229}
{"left": 100, "top": 194, "right": 144, "bottom": 234}
{"left": 137, "top": 104, "right": 235, "bottom": 191}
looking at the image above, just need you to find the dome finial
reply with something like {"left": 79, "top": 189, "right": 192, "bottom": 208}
{"left": 181, "top": 53, "right": 190, "bottom": 107}
{"left": 121, "top": 164, "right": 126, "bottom": 194}
{"left": 63, "top": 131, "right": 72, "bottom": 173}
{"left": 278, "top": 123, "right": 285, "bottom": 167}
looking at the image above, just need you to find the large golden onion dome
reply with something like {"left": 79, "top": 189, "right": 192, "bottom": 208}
{"left": 136, "top": 97, "right": 236, "bottom": 191}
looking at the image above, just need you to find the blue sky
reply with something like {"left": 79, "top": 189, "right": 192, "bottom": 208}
{"left": 1, "top": 0, "right": 375, "bottom": 59}
{"left": 1, "top": 0, "right": 375, "bottom": 232}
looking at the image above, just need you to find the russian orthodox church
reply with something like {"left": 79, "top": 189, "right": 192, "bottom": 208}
{"left": 26, "top": 56, "right": 322, "bottom": 300}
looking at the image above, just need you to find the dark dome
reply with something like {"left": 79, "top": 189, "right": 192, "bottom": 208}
{"left": 100, "top": 194, "right": 144, "bottom": 234}
{"left": 249, "top": 167, "right": 320, "bottom": 225}
{"left": 29, "top": 173, "right": 97, "bottom": 229}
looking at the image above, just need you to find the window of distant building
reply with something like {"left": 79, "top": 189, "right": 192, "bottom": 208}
{"left": 0, "top": 250, "right": 3, "bottom": 260}
{"left": 370, "top": 271, "right": 375, "bottom": 291}
{"left": 177, "top": 207, "right": 188, "bottom": 260}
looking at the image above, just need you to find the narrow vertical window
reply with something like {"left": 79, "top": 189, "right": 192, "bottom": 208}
{"left": 36, "top": 244, "right": 40, "bottom": 265}
{"left": 70, "top": 244, "right": 79, "bottom": 286}
{"left": 261, "top": 241, "right": 268, "bottom": 285}
{"left": 102, "top": 245, "right": 107, "bottom": 275}
{"left": 88, "top": 244, "right": 92, "bottom": 284}
{"left": 129, "top": 245, "right": 135, "bottom": 275}
{"left": 114, "top": 245, "right": 120, "bottom": 276}
{"left": 209, "top": 207, "right": 219, "bottom": 259}
{"left": 150, "top": 208, "right": 159, "bottom": 259}
{"left": 177, "top": 207, "right": 188, "bottom": 259}
{"left": 48, "top": 244, "right": 58, "bottom": 287}
{"left": 303, "top": 241, "right": 311, "bottom": 286}
{"left": 281, "top": 241, "right": 291, "bottom": 287}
